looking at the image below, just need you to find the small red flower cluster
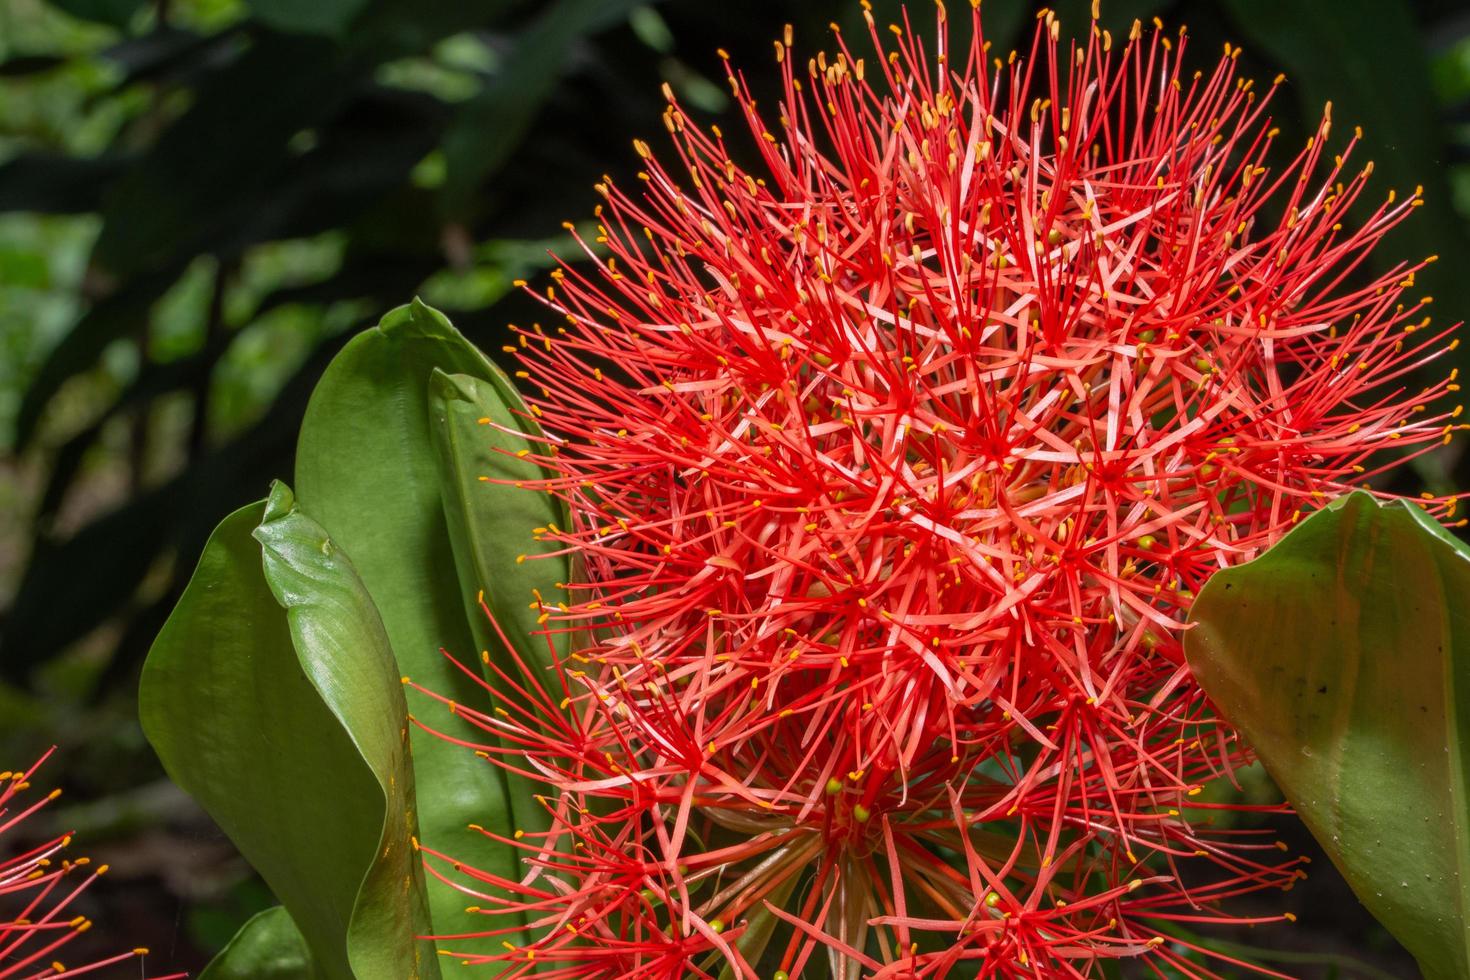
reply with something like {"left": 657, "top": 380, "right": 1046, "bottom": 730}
{"left": 1, "top": 750, "right": 165, "bottom": 979}
{"left": 426, "top": 4, "right": 1457, "bottom": 976}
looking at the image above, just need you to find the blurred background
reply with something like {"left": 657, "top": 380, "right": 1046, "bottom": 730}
{"left": 1, "top": 0, "right": 1468, "bottom": 974}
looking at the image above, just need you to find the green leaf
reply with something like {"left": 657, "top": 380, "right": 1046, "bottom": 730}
{"left": 427, "top": 368, "right": 570, "bottom": 672}
{"left": 1186, "top": 492, "right": 1470, "bottom": 979}
{"left": 200, "top": 907, "right": 319, "bottom": 980}
{"left": 293, "top": 301, "right": 527, "bottom": 971}
{"left": 140, "top": 487, "right": 441, "bottom": 980}
{"left": 427, "top": 368, "right": 570, "bottom": 838}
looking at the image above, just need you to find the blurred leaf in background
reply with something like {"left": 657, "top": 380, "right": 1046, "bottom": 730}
{"left": 1, "top": 0, "right": 1468, "bottom": 972}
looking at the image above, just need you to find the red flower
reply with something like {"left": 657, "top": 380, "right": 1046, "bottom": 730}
{"left": 2, "top": 750, "right": 175, "bottom": 979}
{"left": 437, "top": 3, "right": 1456, "bottom": 975}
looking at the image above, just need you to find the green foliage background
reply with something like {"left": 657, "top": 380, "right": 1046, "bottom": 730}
{"left": 1, "top": 0, "right": 1469, "bottom": 972}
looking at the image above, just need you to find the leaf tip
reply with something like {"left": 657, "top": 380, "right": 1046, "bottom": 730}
{"left": 262, "top": 480, "right": 298, "bottom": 524}
{"left": 379, "top": 299, "right": 456, "bottom": 340}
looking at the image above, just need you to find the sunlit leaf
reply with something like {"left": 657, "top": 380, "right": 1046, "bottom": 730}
{"left": 293, "top": 301, "right": 526, "bottom": 973}
{"left": 140, "top": 487, "right": 441, "bottom": 979}
{"left": 1187, "top": 492, "right": 1470, "bottom": 980}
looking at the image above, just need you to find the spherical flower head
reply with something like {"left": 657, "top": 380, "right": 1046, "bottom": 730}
{"left": 453, "top": 4, "right": 1457, "bottom": 976}
{"left": 1, "top": 750, "right": 172, "bottom": 979}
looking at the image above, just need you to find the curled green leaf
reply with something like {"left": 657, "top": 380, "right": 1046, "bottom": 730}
{"left": 141, "top": 485, "right": 440, "bottom": 980}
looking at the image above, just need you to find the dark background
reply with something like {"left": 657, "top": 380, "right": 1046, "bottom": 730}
{"left": 1, "top": 0, "right": 1467, "bottom": 974}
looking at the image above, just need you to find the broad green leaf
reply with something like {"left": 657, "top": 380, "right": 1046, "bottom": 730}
{"left": 200, "top": 907, "right": 319, "bottom": 980}
{"left": 427, "top": 368, "right": 570, "bottom": 675}
{"left": 140, "top": 486, "right": 440, "bottom": 980}
{"left": 294, "top": 301, "right": 524, "bottom": 971}
{"left": 1186, "top": 492, "right": 1470, "bottom": 979}
{"left": 255, "top": 483, "right": 442, "bottom": 979}
{"left": 428, "top": 369, "right": 569, "bottom": 839}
